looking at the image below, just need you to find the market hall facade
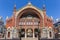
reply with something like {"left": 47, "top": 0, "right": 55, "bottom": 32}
{"left": 5, "top": 2, "right": 54, "bottom": 40}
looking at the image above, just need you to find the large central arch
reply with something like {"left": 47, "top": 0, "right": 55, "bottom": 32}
{"left": 15, "top": 4, "right": 45, "bottom": 38}
{"left": 17, "top": 8, "right": 42, "bottom": 19}
{"left": 16, "top": 5, "right": 44, "bottom": 27}
{"left": 16, "top": 5, "right": 44, "bottom": 18}
{"left": 17, "top": 8, "right": 43, "bottom": 27}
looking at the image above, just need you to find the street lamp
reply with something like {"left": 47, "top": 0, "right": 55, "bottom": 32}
{"left": 38, "top": 22, "right": 40, "bottom": 40}
{"left": 19, "top": 27, "right": 21, "bottom": 40}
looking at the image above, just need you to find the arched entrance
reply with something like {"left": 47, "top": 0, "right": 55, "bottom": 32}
{"left": 17, "top": 8, "right": 43, "bottom": 27}
{"left": 26, "top": 28, "right": 33, "bottom": 37}
{"left": 34, "top": 28, "right": 38, "bottom": 37}
{"left": 16, "top": 7, "right": 43, "bottom": 38}
{"left": 21, "top": 29, "right": 25, "bottom": 37}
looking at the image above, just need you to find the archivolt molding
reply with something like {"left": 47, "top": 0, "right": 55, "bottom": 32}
{"left": 15, "top": 4, "right": 44, "bottom": 27}
{"left": 16, "top": 4, "right": 44, "bottom": 19}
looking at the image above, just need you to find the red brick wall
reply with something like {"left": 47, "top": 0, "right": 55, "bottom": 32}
{"left": 6, "top": 9, "right": 53, "bottom": 28}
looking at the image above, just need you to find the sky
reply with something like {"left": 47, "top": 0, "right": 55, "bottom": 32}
{"left": 0, "top": 0, "right": 60, "bottom": 23}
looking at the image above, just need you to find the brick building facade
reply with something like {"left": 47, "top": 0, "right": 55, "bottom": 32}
{"left": 6, "top": 2, "right": 54, "bottom": 39}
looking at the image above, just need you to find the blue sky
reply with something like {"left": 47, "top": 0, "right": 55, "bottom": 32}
{"left": 0, "top": 0, "right": 60, "bottom": 23}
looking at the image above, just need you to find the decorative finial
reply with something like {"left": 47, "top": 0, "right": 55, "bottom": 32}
{"left": 13, "top": 4, "right": 16, "bottom": 16}
{"left": 56, "top": 18, "right": 59, "bottom": 22}
{"left": 43, "top": 4, "right": 46, "bottom": 10}
{"left": 6, "top": 16, "right": 8, "bottom": 20}
{"left": 0, "top": 16, "right": 2, "bottom": 20}
{"left": 14, "top": 4, "right": 16, "bottom": 10}
{"left": 51, "top": 16, "right": 53, "bottom": 20}
{"left": 43, "top": 0, "right": 46, "bottom": 10}
{"left": 28, "top": 1, "right": 32, "bottom": 6}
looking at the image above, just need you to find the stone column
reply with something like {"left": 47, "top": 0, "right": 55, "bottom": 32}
{"left": 51, "top": 31, "right": 54, "bottom": 39}
{"left": 25, "top": 20, "right": 27, "bottom": 38}
{"left": 33, "top": 33, "right": 35, "bottom": 38}
{"left": 48, "top": 30, "right": 50, "bottom": 39}
{"left": 33, "top": 19, "right": 35, "bottom": 38}
{"left": 25, "top": 29, "right": 27, "bottom": 38}
{"left": 25, "top": 33, "right": 27, "bottom": 38}
{"left": 33, "top": 29, "right": 35, "bottom": 38}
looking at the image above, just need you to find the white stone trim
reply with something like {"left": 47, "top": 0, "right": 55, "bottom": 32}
{"left": 48, "top": 27, "right": 54, "bottom": 39}
{"left": 15, "top": 4, "right": 44, "bottom": 27}
{"left": 16, "top": 5, "right": 44, "bottom": 19}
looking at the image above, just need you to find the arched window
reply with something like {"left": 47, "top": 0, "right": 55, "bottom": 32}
{"left": 34, "top": 28, "right": 38, "bottom": 37}
{"left": 8, "top": 32, "right": 10, "bottom": 38}
{"left": 26, "top": 28, "right": 33, "bottom": 37}
{"left": 49, "top": 31, "right": 52, "bottom": 37}
{"left": 21, "top": 29, "right": 25, "bottom": 37}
